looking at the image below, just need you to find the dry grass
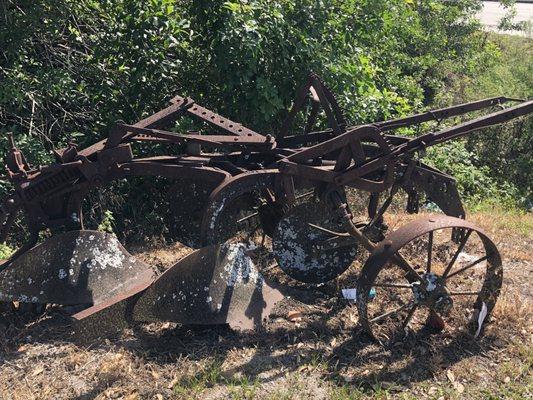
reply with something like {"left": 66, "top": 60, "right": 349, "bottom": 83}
{"left": 493, "top": 290, "right": 532, "bottom": 329}
{"left": 0, "top": 210, "right": 532, "bottom": 399}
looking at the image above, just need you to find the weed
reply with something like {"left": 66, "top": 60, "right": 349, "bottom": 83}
{"left": 0, "top": 242, "right": 13, "bottom": 260}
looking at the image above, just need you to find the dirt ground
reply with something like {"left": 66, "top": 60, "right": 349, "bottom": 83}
{"left": 0, "top": 211, "right": 531, "bottom": 400}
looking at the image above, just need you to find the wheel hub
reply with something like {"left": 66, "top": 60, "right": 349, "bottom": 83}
{"left": 412, "top": 273, "right": 452, "bottom": 313}
{"left": 257, "top": 201, "right": 287, "bottom": 237}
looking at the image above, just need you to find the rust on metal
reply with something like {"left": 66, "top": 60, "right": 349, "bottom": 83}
{"left": 0, "top": 231, "right": 154, "bottom": 305}
{"left": 72, "top": 241, "right": 283, "bottom": 334}
{"left": 0, "top": 73, "right": 530, "bottom": 340}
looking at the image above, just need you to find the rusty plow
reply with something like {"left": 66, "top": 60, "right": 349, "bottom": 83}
{"left": 1, "top": 73, "right": 531, "bottom": 343}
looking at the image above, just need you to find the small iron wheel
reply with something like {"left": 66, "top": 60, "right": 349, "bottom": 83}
{"left": 357, "top": 216, "right": 502, "bottom": 345}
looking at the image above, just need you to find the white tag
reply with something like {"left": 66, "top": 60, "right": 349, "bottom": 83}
{"left": 342, "top": 288, "right": 357, "bottom": 302}
{"left": 474, "top": 302, "right": 488, "bottom": 338}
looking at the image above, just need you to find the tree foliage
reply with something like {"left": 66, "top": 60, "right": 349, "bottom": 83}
{"left": 434, "top": 33, "right": 532, "bottom": 207}
{"left": 1, "top": 0, "right": 486, "bottom": 139}
{"left": 1, "top": 0, "right": 528, "bottom": 208}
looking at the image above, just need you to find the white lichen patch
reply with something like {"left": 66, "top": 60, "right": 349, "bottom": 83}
{"left": 209, "top": 198, "right": 226, "bottom": 230}
{"left": 221, "top": 243, "right": 264, "bottom": 287}
{"left": 69, "top": 235, "right": 126, "bottom": 271}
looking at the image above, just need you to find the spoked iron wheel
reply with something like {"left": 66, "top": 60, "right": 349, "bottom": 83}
{"left": 357, "top": 216, "right": 502, "bottom": 345}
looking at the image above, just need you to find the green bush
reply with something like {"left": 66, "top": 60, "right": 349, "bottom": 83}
{"left": 0, "top": 243, "right": 14, "bottom": 260}
{"left": 423, "top": 141, "right": 520, "bottom": 209}
{"left": 436, "top": 34, "right": 533, "bottom": 207}
{"left": 97, "top": 210, "right": 116, "bottom": 234}
{"left": 1, "top": 0, "right": 527, "bottom": 223}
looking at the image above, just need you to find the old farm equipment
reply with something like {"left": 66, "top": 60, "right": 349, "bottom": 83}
{"left": 1, "top": 73, "right": 532, "bottom": 342}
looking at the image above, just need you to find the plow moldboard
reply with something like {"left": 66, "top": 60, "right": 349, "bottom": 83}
{"left": 134, "top": 242, "right": 284, "bottom": 329}
{"left": 73, "top": 241, "right": 284, "bottom": 336}
{"left": 0, "top": 230, "right": 153, "bottom": 306}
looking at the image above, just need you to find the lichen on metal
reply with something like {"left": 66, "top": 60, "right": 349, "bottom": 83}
{"left": 0, "top": 73, "right": 529, "bottom": 342}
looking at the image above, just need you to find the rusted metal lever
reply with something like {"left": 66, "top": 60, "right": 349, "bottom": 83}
{"left": 329, "top": 191, "right": 422, "bottom": 283}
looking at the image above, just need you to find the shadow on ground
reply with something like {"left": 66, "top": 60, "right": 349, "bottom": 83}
{"left": 0, "top": 287, "right": 506, "bottom": 399}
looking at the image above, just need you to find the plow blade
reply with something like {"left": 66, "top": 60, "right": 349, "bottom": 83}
{"left": 74, "top": 242, "right": 284, "bottom": 335}
{"left": 0, "top": 230, "right": 153, "bottom": 306}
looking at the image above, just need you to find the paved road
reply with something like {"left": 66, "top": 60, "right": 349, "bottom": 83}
{"left": 477, "top": 1, "right": 533, "bottom": 36}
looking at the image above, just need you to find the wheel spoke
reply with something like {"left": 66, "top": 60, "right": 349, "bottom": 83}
{"left": 391, "top": 252, "right": 422, "bottom": 282}
{"left": 373, "top": 282, "right": 413, "bottom": 289}
{"left": 446, "top": 254, "right": 489, "bottom": 279}
{"left": 296, "top": 190, "right": 315, "bottom": 200}
{"left": 401, "top": 304, "right": 419, "bottom": 331}
{"left": 370, "top": 301, "right": 413, "bottom": 323}
{"left": 442, "top": 229, "right": 473, "bottom": 278}
{"left": 448, "top": 290, "right": 482, "bottom": 296}
{"left": 308, "top": 223, "right": 350, "bottom": 237}
{"left": 426, "top": 231, "right": 433, "bottom": 273}
{"left": 237, "top": 212, "right": 258, "bottom": 224}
